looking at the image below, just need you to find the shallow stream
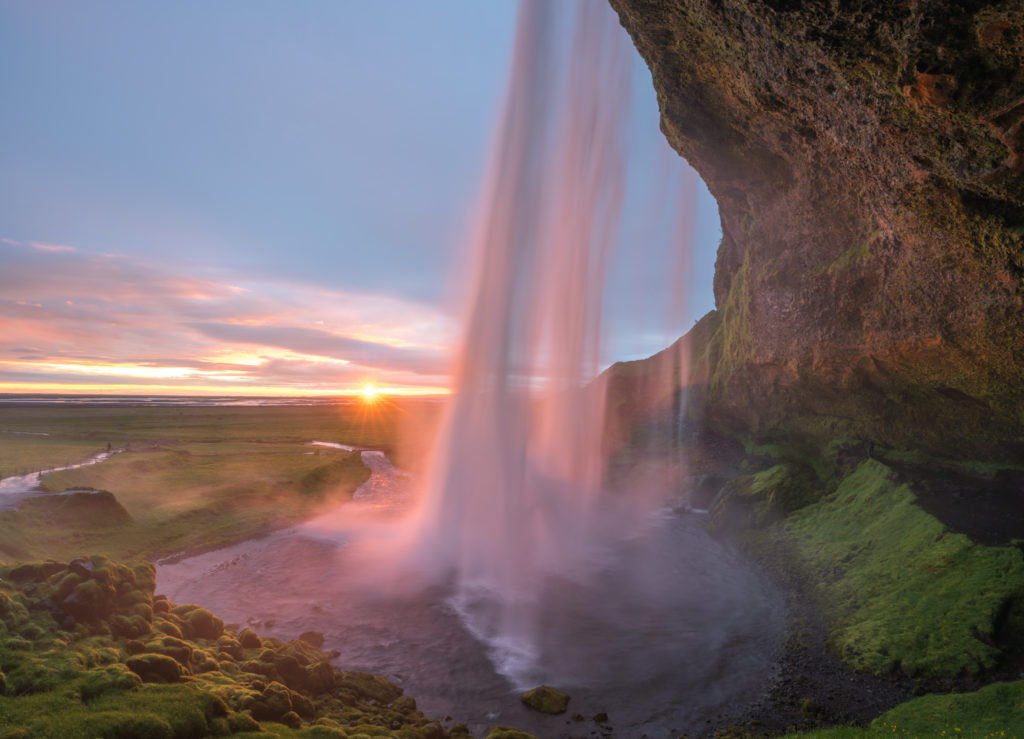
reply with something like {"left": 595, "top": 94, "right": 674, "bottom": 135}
{"left": 0, "top": 447, "right": 122, "bottom": 511}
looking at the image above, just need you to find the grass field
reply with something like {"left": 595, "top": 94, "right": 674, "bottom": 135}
{"left": 0, "top": 399, "right": 442, "bottom": 474}
{"left": 0, "top": 398, "right": 442, "bottom": 563}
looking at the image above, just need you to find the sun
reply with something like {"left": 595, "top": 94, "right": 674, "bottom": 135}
{"left": 359, "top": 383, "right": 381, "bottom": 403}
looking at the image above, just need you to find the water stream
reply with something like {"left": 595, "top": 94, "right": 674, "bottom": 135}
{"left": 0, "top": 448, "right": 123, "bottom": 511}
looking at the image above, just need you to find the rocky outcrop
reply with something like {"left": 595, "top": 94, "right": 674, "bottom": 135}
{"left": 610, "top": 0, "right": 1024, "bottom": 460}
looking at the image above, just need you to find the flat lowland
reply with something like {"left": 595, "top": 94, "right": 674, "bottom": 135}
{"left": 0, "top": 398, "right": 442, "bottom": 563}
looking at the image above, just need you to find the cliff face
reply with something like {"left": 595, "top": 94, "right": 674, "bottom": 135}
{"left": 610, "top": 0, "right": 1024, "bottom": 460}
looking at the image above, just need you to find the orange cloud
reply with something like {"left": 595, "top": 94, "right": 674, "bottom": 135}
{"left": 0, "top": 241, "right": 455, "bottom": 395}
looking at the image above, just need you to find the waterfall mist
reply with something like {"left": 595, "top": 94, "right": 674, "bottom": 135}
{"left": 388, "top": 0, "right": 694, "bottom": 685}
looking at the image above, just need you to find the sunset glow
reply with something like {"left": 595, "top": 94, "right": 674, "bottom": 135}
{"left": 0, "top": 241, "right": 456, "bottom": 397}
{"left": 0, "top": 0, "right": 719, "bottom": 400}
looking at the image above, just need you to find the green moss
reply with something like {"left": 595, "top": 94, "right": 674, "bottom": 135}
{"left": 786, "top": 460, "right": 1024, "bottom": 675}
{"left": 75, "top": 664, "right": 142, "bottom": 700}
{"left": 784, "top": 680, "right": 1024, "bottom": 737}
{"left": 520, "top": 685, "right": 569, "bottom": 714}
{"left": 0, "top": 555, "right": 464, "bottom": 739}
{"left": 708, "top": 251, "right": 752, "bottom": 395}
{"left": 708, "top": 462, "right": 823, "bottom": 537}
{"left": 486, "top": 728, "right": 539, "bottom": 739}
{"left": 874, "top": 680, "right": 1024, "bottom": 735}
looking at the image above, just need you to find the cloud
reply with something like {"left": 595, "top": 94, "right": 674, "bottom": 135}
{"left": 190, "top": 322, "right": 447, "bottom": 375}
{"left": 29, "top": 241, "right": 76, "bottom": 253}
{"left": 0, "top": 240, "right": 455, "bottom": 393}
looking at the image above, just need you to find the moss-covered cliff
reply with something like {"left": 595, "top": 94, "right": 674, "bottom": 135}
{"left": 610, "top": 0, "right": 1024, "bottom": 460}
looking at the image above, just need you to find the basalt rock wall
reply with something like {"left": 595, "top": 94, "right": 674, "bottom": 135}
{"left": 610, "top": 0, "right": 1024, "bottom": 460}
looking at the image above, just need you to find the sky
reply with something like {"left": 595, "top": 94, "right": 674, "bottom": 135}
{"left": 0, "top": 0, "right": 720, "bottom": 397}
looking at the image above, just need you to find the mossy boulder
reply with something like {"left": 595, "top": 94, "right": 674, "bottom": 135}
{"left": 227, "top": 712, "right": 261, "bottom": 733}
{"left": 75, "top": 663, "right": 143, "bottom": 700}
{"left": 338, "top": 671, "right": 404, "bottom": 704}
{"left": 520, "top": 685, "right": 569, "bottom": 714}
{"left": 0, "top": 555, "right": 443, "bottom": 738}
{"left": 172, "top": 604, "right": 223, "bottom": 641}
{"left": 238, "top": 627, "right": 261, "bottom": 649}
{"left": 125, "top": 653, "right": 184, "bottom": 683}
{"left": 76, "top": 711, "right": 174, "bottom": 739}
{"left": 306, "top": 660, "right": 335, "bottom": 695}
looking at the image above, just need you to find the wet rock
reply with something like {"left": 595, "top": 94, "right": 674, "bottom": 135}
{"left": 299, "top": 630, "right": 325, "bottom": 648}
{"left": 521, "top": 685, "right": 570, "bottom": 714}
{"left": 593, "top": 712, "right": 609, "bottom": 722}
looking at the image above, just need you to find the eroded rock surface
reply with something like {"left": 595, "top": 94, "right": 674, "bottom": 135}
{"left": 611, "top": 0, "right": 1024, "bottom": 460}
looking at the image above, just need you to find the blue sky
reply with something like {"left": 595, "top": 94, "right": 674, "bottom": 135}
{"left": 0, "top": 0, "right": 719, "bottom": 395}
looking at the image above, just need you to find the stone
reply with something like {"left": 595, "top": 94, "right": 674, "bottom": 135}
{"left": 520, "top": 685, "right": 570, "bottom": 714}
{"left": 298, "top": 630, "right": 325, "bottom": 648}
